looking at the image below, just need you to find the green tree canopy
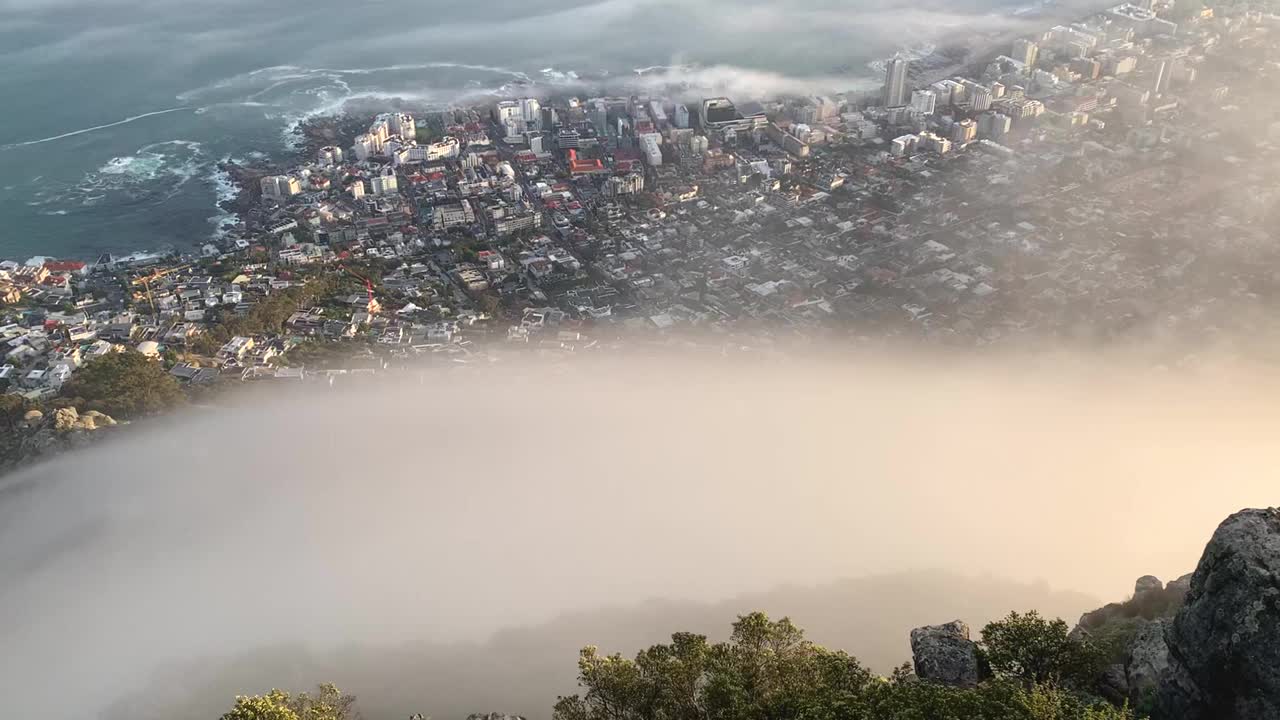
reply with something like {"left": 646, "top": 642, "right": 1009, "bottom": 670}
{"left": 220, "top": 690, "right": 300, "bottom": 720}
{"left": 60, "top": 351, "right": 185, "bottom": 419}
{"left": 980, "top": 611, "right": 1108, "bottom": 689}
{"left": 555, "top": 612, "right": 1135, "bottom": 720}
{"left": 220, "top": 685, "right": 358, "bottom": 720}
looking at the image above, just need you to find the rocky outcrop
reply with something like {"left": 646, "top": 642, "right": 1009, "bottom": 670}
{"left": 48, "top": 406, "right": 117, "bottom": 434}
{"left": 910, "top": 620, "right": 980, "bottom": 688}
{"left": 0, "top": 406, "right": 120, "bottom": 474}
{"left": 1134, "top": 575, "right": 1163, "bottom": 597}
{"left": 1165, "top": 572, "right": 1193, "bottom": 598}
{"left": 1158, "top": 508, "right": 1280, "bottom": 720}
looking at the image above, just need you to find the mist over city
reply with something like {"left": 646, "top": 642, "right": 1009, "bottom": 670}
{"left": 4, "top": 0, "right": 1280, "bottom": 719}
{"left": 2, "top": 352, "right": 1278, "bottom": 720}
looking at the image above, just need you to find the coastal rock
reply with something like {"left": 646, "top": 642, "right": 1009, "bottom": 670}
{"left": 1134, "top": 575, "right": 1163, "bottom": 597}
{"left": 1158, "top": 508, "right": 1280, "bottom": 719}
{"left": 1125, "top": 618, "right": 1170, "bottom": 701}
{"left": 20, "top": 409, "right": 43, "bottom": 428}
{"left": 910, "top": 620, "right": 980, "bottom": 688}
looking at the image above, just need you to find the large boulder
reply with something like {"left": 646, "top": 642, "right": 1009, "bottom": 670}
{"left": 1159, "top": 508, "right": 1280, "bottom": 719}
{"left": 910, "top": 620, "right": 980, "bottom": 688}
{"left": 1134, "top": 575, "right": 1163, "bottom": 597}
{"left": 1126, "top": 618, "right": 1170, "bottom": 702}
{"left": 53, "top": 406, "right": 79, "bottom": 432}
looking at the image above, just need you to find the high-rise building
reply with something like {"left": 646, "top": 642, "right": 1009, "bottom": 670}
{"left": 701, "top": 97, "right": 738, "bottom": 125}
{"left": 352, "top": 134, "right": 375, "bottom": 162}
{"left": 368, "top": 118, "right": 391, "bottom": 149}
{"left": 259, "top": 175, "right": 302, "bottom": 199}
{"left": 674, "top": 103, "right": 690, "bottom": 129}
{"left": 1013, "top": 39, "right": 1039, "bottom": 68}
{"left": 389, "top": 113, "right": 416, "bottom": 140}
{"left": 970, "top": 85, "right": 993, "bottom": 112}
{"left": 930, "top": 80, "right": 954, "bottom": 107}
{"left": 640, "top": 133, "right": 663, "bottom": 166}
{"left": 370, "top": 171, "right": 398, "bottom": 196}
{"left": 493, "top": 100, "right": 523, "bottom": 126}
{"left": 317, "top": 146, "right": 344, "bottom": 166}
{"left": 520, "top": 98, "right": 541, "bottom": 129}
{"left": 589, "top": 100, "right": 609, "bottom": 136}
{"left": 541, "top": 106, "right": 558, "bottom": 131}
{"left": 979, "top": 112, "right": 1013, "bottom": 141}
{"left": 890, "top": 134, "right": 918, "bottom": 157}
{"left": 883, "top": 56, "right": 910, "bottom": 108}
{"left": 951, "top": 119, "right": 977, "bottom": 144}
{"left": 910, "top": 89, "right": 937, "bottom": 116}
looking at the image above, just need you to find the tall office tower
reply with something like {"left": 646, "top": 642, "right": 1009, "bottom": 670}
{"left": 1013, "top": 39, "right": 1039, "bottom": 68}
{"left": 521, "top": 98, "right": 541, "bottom": 129}
{"left": 883, "top": 56, "right": 910, "bottom": 108}
{"left": 674, "top": 103, "right": 690, "bottom": 129}
{"left": 589, "top": 100, "right": 608, "bottom": 136}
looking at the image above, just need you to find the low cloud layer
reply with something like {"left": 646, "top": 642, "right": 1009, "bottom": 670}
{"left": 1, "top": 349, "right": 1277, "bottom": 719}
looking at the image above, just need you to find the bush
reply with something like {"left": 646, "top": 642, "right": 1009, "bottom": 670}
{"left": 556, "top": 613, "right": 1139, "bottom": 720}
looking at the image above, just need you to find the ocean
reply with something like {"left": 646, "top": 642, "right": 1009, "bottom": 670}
{"left": 0, "top": 0, "right": 1035, "bottom": 261}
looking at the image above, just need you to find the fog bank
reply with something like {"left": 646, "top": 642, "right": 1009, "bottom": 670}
{"left": 1, "top": 350, "right": 1277, "bottom": 719}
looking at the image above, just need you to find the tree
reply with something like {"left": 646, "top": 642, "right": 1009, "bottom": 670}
{"left": 0, "top": 393, "right": 30, "bottom": 431}
{"left": 557, "top": 613, "right": 1137, "bottom": 720}
{"left": 60, "top": 351, "right": 185, "bottom": 419}
{"left": 290, "top": 683, "right": 360, "bottom": 720}
{"left": 221, "top": 690, "right": 299, "bottom": 720}
{"left": 981, "top": 611, "right": 1108, "bottom": 689}
{"left": 220, "top": 685, "right": 359, "bottom": 720}
{"left": 555, "top": 613, "right": 876, "bottom": 720}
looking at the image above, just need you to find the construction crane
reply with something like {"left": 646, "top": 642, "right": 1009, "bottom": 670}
{"left": 340, "top": 265, "right": 379, "bottom": 315}
{"left": 130, "top": 264, "right": 190, "bottom": 320}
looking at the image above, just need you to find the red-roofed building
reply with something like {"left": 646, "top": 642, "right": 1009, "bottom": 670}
{"left": 567, "top": 150, "right": 607, "bottom": 176}
{"left": 43, "top": 260, "right": 87, "bottom": 276}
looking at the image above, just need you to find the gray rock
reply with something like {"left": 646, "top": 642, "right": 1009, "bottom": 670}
{"left": 1159, "top": 508, "right": 1280, "bottom": 720}
{"left": 910, "top": 620, "right": 980, "bottom": 688}
{"left": 1134, "top": 575, "right": 1163, "bottom": 597}
{"left": 1126, "top": 618, "right": 1170, "bottom": 701}
{"left": 1097, "top": 663, "right": 1130, "bottom": 706}
{"left": 1166, "top": 572, "right": 1193, "bottom": 597}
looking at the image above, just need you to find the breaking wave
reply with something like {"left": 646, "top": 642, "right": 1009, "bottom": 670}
{"left": 0, "top": 107, "right": 196, "bottom": 150}
{"left": 27, "top": 140, "right": 208, "bottom": 216}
